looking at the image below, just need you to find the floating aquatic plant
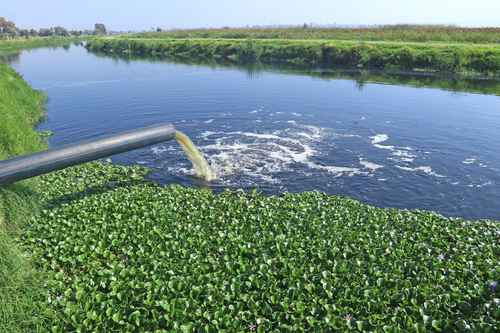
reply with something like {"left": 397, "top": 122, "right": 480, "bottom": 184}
{"left": 21, "top": 162, "right": 500, "bottom": 332}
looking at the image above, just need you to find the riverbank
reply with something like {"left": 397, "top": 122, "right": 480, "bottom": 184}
{"left": 0, "top": 63, "right": 50, "bottom": 332}
{"left": 86, "top": 37, "right": 500, "bottom": 76}
{"left": 0, "top": 37, "right": 80, "bottom": 332}
{"left": 0, "top": 37, "right": 79, "bottom": 55}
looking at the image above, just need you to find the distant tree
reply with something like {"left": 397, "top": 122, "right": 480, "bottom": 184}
{"left": 0, "top": 17, "right": 18, "bottom": 37}
{"left": 94, "top": 23, "right": 107, "bottom": 35}
{"left": 156, "top": 27, "right": 162, "bottom": 32}
{"left": 53, "top": 26, "right": 69, "bottom": 36}
{"left": 38, "top": 28, "right": 52, "bottom": 37}
{"left": 18, "top": 29, "right": 30, "bottom": 37}
{"left": 29, "top": 28, "right": 38, "bottom": 37}
{"left": 303, "top": 23, "right": 308, "bottom": 29}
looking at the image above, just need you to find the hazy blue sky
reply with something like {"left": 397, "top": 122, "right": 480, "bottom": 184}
{"left": 3, "top": 1, "right": 500, "bottom": 31}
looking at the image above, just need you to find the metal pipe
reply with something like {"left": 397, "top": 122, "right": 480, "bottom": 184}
{"left": 0, "top": 123, "right": 176, "bottom": 185}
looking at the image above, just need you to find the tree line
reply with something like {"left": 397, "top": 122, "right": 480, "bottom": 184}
{"left": 0, "top": 17, "right": 107, "bottom": 39}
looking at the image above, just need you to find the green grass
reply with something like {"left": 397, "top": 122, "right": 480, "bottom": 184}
{"left": 0, "top": 61, "right": 52, "bottom": 332}
{"left": 0, "top": 64, "right": 46, "bottom": 159}
{"left": 136, "top": 26, "right": 500, "bottom": 44}
{"left": 0, "top": 37, "right": 79, "bottom": 55}
{"left": 87, "top": 38, "right": 500, "bottom": 76}
{"left": 20, "top": 162, "right": 499, "bottom": 332}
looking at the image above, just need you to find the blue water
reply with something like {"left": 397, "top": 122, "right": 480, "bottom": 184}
{"left": 10, "top": 46, "right": 500, "bottom": 219}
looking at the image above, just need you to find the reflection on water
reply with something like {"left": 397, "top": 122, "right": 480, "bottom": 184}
{"left": 89, "top": 48, "right": 500, "bottom": 96}
{"left": 8, "top": 45, "right": 500, "bottom": 219}
{"left": 0, "top": 52, "right": 21, "bottom": 64}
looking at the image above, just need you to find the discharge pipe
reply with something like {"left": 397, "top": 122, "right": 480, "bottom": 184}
{"left": 0, "top": 123, "right": 176, "bottom": 186}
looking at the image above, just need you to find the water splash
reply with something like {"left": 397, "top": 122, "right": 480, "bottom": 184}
{"left": 175, "top": 131, "right": 217, "bottom": 181}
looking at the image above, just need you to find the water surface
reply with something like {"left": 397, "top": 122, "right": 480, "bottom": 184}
{"left": 10, "top": 46, "right": 500, "bottom": 219}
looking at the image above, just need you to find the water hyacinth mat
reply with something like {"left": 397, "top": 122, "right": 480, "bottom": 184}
{"left": 22, "top": 162, "right": 499, "bottom": 332}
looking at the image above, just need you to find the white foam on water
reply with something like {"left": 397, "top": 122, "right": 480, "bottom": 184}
{"left": 166, "top": 123, "right": 453, "bottom": 186}
{"left": 203, "top": 119, "right": 214, "bottom": 124}
{"left": 370, "top": 134, "right": 389, "bottom": 144}
{"left": 336, "top": 133, "right": 362, "bottom": 138}
{"left": 304, "top": 161, "right": 364, "bottom": 177}
{"left": 151, "top": 146, "right": 176, "bottom": 155}
{"left": 360, "top": 159, "right": 384, "bottom": 172}
{"left": 370, "top": 134, "right": 417, "bottom": 163}
{"left": 466, "top": 181, "right": 492, "bottom": 188}
{"left": 182, "top": 122, "right": 369, "bottom": 185}
{"left": 463, "top": 158, "right": 477, "bottom": 165}
{"left": 391, "top": 149, "right": 416, "bottom": 159}
{"left": 370, "top": 134, "right": 394, "bottom": 150}
{"left": 396, "top": 166, "right": 446, "bottom": 178}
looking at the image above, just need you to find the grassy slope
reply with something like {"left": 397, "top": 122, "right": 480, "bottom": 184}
{"left": 87, "top": 37, "right": 500, "bottom": 76}
{"left": 0, "top": 63, "right": 51, "bottom": 331}
{"left": 0, "top": 37, "right": 78, "bottom": 54}
{"left": 1, "top": 38, "right": 82, "bottom": 331}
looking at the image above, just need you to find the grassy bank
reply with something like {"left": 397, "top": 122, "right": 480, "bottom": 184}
{"left": 137, "top": 26, "right": 500, "bottom": 44}
{"left": 19, "top": 162, "right": 499, "bottom": 332}
{"left": 0, "top": 63, "right": 51, "bottom": 331}
{"left": 0, "top": 37, "right": 78, "bottom": 55}
{"left": 87, "top": 38, "right": 500, "bottom": 76}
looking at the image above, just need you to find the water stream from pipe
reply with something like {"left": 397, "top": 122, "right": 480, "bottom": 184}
{"left": 175, "top": 130, "right": 217, "bottom": 181}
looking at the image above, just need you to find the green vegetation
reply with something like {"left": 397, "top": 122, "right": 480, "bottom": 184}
{"left": 1, "top": 16, "right": 101, "bottom": 39}
{"left": 137, "top": 25, "right": 500, "bottom": 44}
{"left": 0, "top": 37, "right": 77, "bottom": 332}
{"left": 0, "top": 64, "right": 46, "bottom": 159}
{"left": 19, "top": 162, "right": 499, "bottom": 332}
{"left": 0, "top": 37, "right": 78, "bottom": 55}
{"left": 0, "top": 63, "right": 51, "bottom": 332}
{"left": 87, "top": 38, "right": 500, "bottom": 76}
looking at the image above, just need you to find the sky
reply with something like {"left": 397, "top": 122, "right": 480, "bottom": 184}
{"left": 3, "top": 0, "right": 500, "bottom": 31}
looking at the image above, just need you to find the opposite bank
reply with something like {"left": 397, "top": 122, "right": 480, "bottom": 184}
{"left": 87, "top": 38, "right": 500, "bottom": 76}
